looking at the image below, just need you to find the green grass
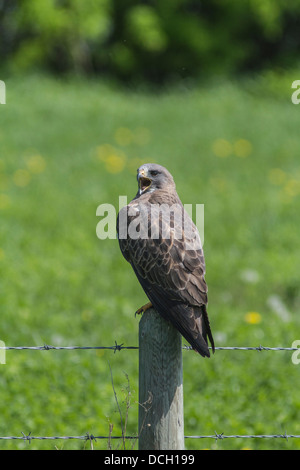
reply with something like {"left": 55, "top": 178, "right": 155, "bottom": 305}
{"left": 0, "top": 74, "right": 299, "bottom": 449}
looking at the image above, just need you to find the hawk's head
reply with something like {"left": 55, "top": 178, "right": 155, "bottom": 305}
{"left": 137, "top": 163, "right": 175, "bottom": 195}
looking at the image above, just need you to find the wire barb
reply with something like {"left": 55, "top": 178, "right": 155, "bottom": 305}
{"left": 21, "top": 432, "right": 32, "bottom": 444}
{"left": 113, "top": 341, "right": 124, "bottom": 353}
{"left": 85, "top": 432, "right": 97, "bottom": 448}
{"left": 43, "top": 344, "right": 55, "bottom": 350}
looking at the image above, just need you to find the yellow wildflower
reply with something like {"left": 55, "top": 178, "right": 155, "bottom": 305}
{"left": 268, "top": 168, "right": 287, "bottom": 186}
{"left": 233, "top": 139, "right": 252, "bottom": 158}
{"left": 105, "top": 152, "right": 126, "bottom": 173}
{"left": 283, "top": 179, "right": 300, "bottom": 197}
{"left": 212, "top": 139, "right": 232, "bottom": 158}
{"left": 96, "top": 144, "right": 116, "bottom": 162}
{"left": 244, "top": 312, "right": 262, "bottom": 324}
{"left": 25, "top": 154, "right": 46, "bottom": 174}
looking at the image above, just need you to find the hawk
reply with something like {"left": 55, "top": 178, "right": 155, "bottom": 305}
{"left": 117, "top": 163, "right": 215, "bottom": 358}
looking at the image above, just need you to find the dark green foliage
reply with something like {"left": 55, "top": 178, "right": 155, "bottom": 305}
{"left": 1, "top": 1, "right": 300, "bottom": 82}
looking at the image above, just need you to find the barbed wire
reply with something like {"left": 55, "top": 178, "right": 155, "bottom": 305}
{"left": 185, "top": 432, "right": 300, "bottom": 441}
{"left": 0, "top": 343, "right": 298, "bottom": 352}
{"left": 185, "top": 345, "right": 299, "bottom": 351}
{"left": 0, "top": 342, "right": 138, "bottom": 353}
{"left": 0, "top": 431, "right": 300, "bottom": 444}
{"left": 0, "top": 432, "right": 136, "bottom": 443}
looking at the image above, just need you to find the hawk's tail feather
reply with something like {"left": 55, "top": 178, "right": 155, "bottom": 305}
{"left": 169, "top": 304, "right": 214, "bottom": 358}
{"left": 200, "top": 304, "right": 215, "bottom": 355}
{"left": 154, "top": 302, "right": 214, "bottom": 358}
{"left": 188, "top": 332, "right": 211, "bottom": 358}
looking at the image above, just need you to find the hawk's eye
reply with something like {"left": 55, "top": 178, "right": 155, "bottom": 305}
{"left": 150, "top": 170, "right": 159, "bottom": 176}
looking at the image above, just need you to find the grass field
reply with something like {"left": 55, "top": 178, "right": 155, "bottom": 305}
{"left": 0, "top": 74, "right": 299, "bottom": 450}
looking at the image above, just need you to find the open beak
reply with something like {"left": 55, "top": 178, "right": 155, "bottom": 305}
{"left": 138, "top": 170, "right": 152, "bottom": 193}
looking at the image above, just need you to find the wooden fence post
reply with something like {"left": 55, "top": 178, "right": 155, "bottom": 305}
{"left": 138, "top": 308, "right": 184, "bottom": 450}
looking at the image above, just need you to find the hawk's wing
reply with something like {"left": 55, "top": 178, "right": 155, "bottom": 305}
{"left": 117, "top": 201, "right": 215, "bottom": 357}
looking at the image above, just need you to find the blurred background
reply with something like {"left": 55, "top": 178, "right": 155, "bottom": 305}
{"left": 0, "top": 0, "right": 300, "bottom": 450}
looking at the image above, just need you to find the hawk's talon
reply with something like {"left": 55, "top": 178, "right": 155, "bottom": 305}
{"left": 135, "top": 302, "right": 153, "bottom": 317}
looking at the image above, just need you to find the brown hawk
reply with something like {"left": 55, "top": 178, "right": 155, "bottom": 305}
{"left": 117, "top": 163, "right": 214, "bottom": 357}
